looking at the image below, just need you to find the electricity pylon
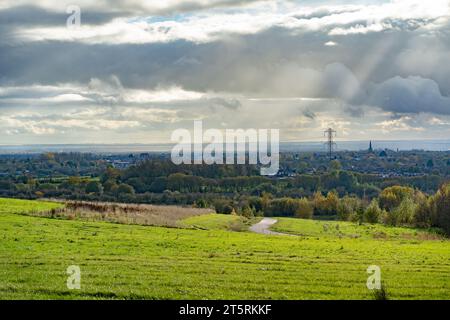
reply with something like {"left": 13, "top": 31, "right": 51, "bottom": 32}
{"left": 324, "top": 128, "right": 336, "bottom": 160}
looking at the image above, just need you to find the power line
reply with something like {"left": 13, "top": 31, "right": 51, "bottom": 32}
{"left": 324, "top": 128, "right": 336, "bottom": 160}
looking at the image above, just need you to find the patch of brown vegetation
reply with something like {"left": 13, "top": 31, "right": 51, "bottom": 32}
{"left": 34, "top": 200, "right": 214, "bottom": 228}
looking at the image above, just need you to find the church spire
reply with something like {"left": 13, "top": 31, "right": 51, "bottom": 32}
{"left": 368, "top": 141, "right": 373, "bottom": 153}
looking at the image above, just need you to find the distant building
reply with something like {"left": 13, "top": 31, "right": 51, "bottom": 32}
{"left": 368, "top": 141, "right": 374, "bottom": 153}
{"left": 139, "top": 153, "right": 150, "bottom": 160}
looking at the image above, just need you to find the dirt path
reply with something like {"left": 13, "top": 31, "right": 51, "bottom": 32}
{"left": 249, "top": 218, "right": 290, "bottom": 236}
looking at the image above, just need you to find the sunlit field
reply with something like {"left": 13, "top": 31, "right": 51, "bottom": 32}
{"left": 1, "top": 198, "right": 450, "bottom": 300}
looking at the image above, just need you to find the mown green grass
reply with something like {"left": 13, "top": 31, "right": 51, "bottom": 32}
{"left": 1, "top": 198, "right": 450, "bottom": 300}
{"left": 0, "top": 198, "right": 63, "bottom": 215}
{"left": 182, "top": 213, "right": 259, "bottom": 231}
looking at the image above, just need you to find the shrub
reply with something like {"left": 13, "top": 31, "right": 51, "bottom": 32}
{"left": 240, "top": 206, "right": 255, "bottom": 218}
{"left": 385, "top": 197, "right": 416, "bottom": 226}
{"left": 337, "top": 196, "right": 362, "bottom": 221}
{"left": 364, "top": 199, "right": 383, "bottom": 224}
{"left": 295, "top": 198, "right": 313, "bottom": 219}
{"left": 195, "top": 198, "right": 208, "bottom": 208}
{"left": 116, "top": 183, "right": 135, "bottom": 195}
{"left": 313, "top": 191, "right": 339, "bottom": 216}
{"left": 212, "top": 199, "right": 234, "bottom": 214}
{"left": 266, "top": 198, "right": 313, "bottom": 219}
{"left": 103, "top": 179, "right": 118, "bottom": 192}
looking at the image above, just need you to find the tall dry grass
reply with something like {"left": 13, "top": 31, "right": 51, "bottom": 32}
{"left": 35, "top": 200, "right": 214, "bottom": 228}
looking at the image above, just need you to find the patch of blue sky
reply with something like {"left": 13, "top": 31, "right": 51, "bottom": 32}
{"left": 127, "top": 13, "right": 192, "bottom": 24}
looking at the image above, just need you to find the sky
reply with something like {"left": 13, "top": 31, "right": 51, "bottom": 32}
{"left": 0, "top": 0, "right": 450, "bottom": 144}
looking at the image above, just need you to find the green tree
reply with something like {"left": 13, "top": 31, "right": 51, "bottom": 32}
{"left": 295, "top": 198, "right": 313, "bottom": 219}
{"left": 315, "top": 191, "right": 339, "bottom": 215}
{"left": 149, "top": 177, "right": 168, "bottom": 193}
{"left": 386, "top": 197, "right": 416, "bottom": 226}
{"left": 103, "top": 179, "right": 118, "bottom": 193}
{"left": 414, "top": 195, "right": 435, "bottom": 228}
{"left": 432, "top": 184, "right": 450, "bottom": 235}
{"left": 101, "top": 167, "right": 121, "bottom": 183}
{"left": 364, "top": 199, "right": 383, "bottom": 224}
{"left": 240, "top": 205, "right": 255, "bottom": 218}
{"left": 117, "top": 183, "right": 135, "bottom": 195}
{"left": 378, "top": 186, "right": 415, "bottom": 211}
{"left": 85, "top": 181, "right": 103, "bottom": 194}
{"left": 337, "top": 196, "right": 362, "bottom": 221}
{"left": 329, "top": 160, "right": 342, "bottom": 171}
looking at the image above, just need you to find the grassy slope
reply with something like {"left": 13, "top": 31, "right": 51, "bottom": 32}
{"left": 272, "top": 217, "right": 444, "bottom": 240}
{"left": 1, "top": 199, "right": 450, "bottom": 299}
{"left": 0, "top": 198, "right": 63, "bottom": 215}
{"left": 181, "top": 213, "right": 259, "bottom": 231}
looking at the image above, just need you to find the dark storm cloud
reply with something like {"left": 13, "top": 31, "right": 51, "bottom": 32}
{"left": 367, "top": 76, "right": 450, "bottom": 115}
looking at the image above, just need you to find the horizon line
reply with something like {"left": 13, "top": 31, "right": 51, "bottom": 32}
{"left": 2, "top": 138, "right": 450, "bottom": 147}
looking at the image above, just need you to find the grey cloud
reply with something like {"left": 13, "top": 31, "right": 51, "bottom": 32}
{"left": 367, "top": 76, "right": 450, "bottom": 115}
{"left": 344, "top": 105, "right": 365, "bottom": 118}
{"left": 0, "top": 0, "right": 268, "bottom": 18}
{"left": 0, "top": 5, "right": 120, "bottom": 27}
{"left": 208, "top": 97, "right": 241, "bottom": 110}
{"left": 322, "top": 63, "right": 363, "bottom": 102}
{"left": 0, "top": 9, "right": 446, "bottom": 89}
{"left": 0, "top": 3, "right": 449, "bottom": 118}
{"left": 141, "top": 0, "right": 268, "bottom": 15}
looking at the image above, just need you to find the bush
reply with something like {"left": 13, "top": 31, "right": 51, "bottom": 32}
{"left": 240, "top": 206, "right": 255, "bottom": 218}
{"left": 295, "top": 198, "right": 313, "bottom": 219}
{"left": 267, "top": 197, "right": 313, "bottom": 219}
{"left": 385, "top": 197, "right": 416, "bottom": 226}
{"left": 337, "top": 196, "right": 362, "bottom": 221}
{"left": 195, "top": 198, "right": 208, "bottom": 208}
{"left": 212, "top": 199, "right": 234, "bottom": 214}
{"left": 116, "top": 183, "right": 135, "bottom": 195}
{"left": 313, "top": 191, "right": 339, "bottom": 216}
{"left": 364, "top": 199, "right": 383, "bottom": 224}
{"left": 103, "top": 179, "right": 118, "bottom": 193}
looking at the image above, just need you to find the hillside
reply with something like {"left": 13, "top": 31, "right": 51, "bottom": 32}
{"left": 0, "top": 198, "right": 449, "bottom": 299}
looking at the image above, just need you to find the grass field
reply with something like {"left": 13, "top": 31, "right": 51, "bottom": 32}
{"left": 0, "top": 198, "right": 63, "bottom": 215}
{"left": 271, "top": 217, "right": 445, "bottom": 241}
{"left": 181, "top": 213, "right": 260, "bottom": 231}
{"left": 1, "top": 198, "right": 450, "bottom": 300}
